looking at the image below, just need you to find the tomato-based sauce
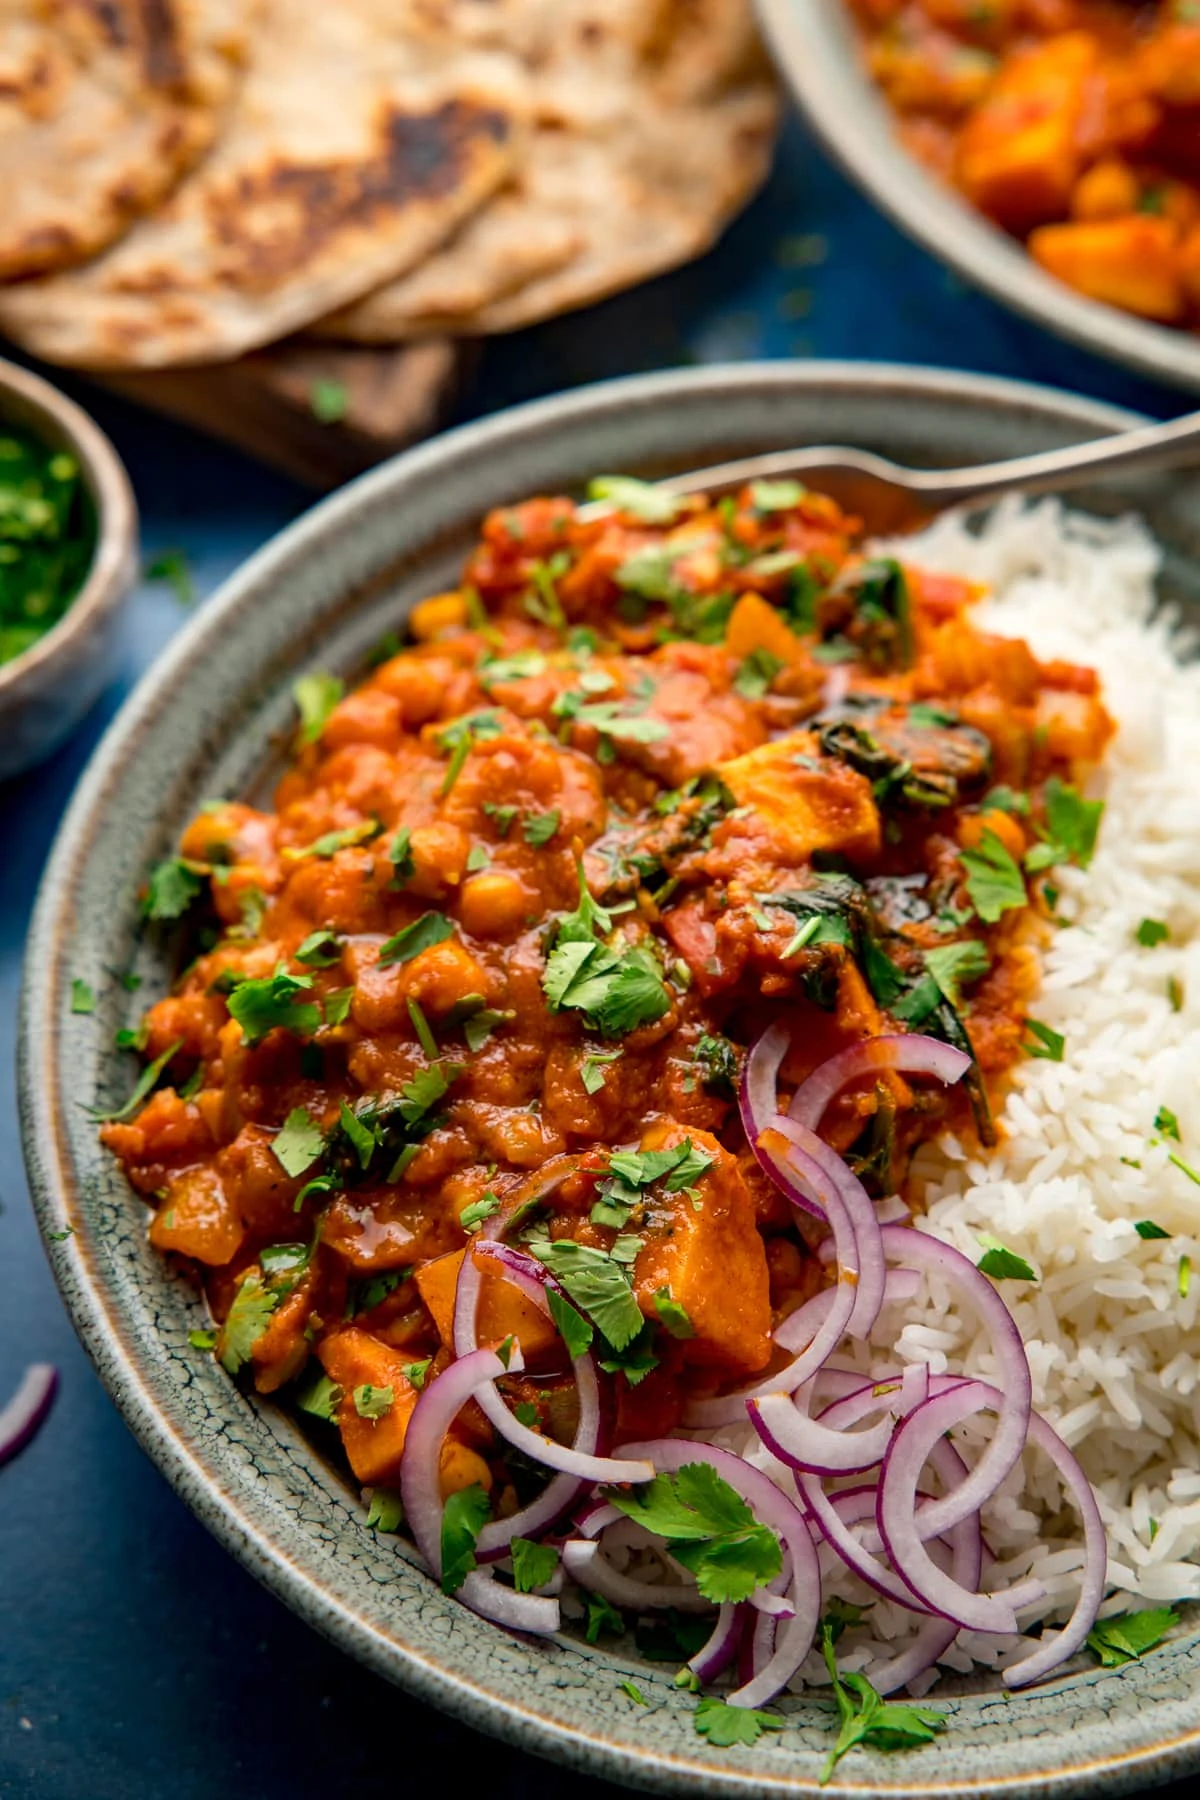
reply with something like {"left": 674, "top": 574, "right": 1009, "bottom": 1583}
{"left": 102, "top": 478, "right": 1113, "bottom": 1506}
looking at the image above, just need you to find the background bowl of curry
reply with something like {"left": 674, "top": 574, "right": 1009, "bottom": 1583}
{"left": 20, "top": 362, "right": 1200, "bottom": 1798}
{"left": 0, "top": 354, "right": 137, "bottom": 780}
{"left": 757, "top": 0, "right": 1200, "bottom": 398}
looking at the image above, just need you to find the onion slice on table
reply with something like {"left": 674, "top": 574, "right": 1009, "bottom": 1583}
{"left": 399, "top": 1342, "right": 560, "bottom": 1633}
{"left": 0, "top": 1363, "right": 57, "bottom": 1468}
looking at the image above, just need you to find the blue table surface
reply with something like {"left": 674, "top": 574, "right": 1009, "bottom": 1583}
{"left": 1, "top": 120, "right": 1194, "bottom": 1800}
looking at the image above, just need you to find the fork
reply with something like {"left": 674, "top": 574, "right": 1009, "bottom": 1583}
{"left": 627, "top": 405, "right": 1200, "bottom": 534}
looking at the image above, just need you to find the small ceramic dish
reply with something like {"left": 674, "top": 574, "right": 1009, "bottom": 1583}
{"left": 19, "top": 364, "right": 1200, "bottom": 1797}
{"left": 0, "top": 354, "right": 137, "bottom": 781}
{"left": 757, "top": 0, "right": 1200, "bottom": 397}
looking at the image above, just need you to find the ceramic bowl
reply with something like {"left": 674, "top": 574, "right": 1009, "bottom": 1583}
{"left": 19, "top": 363, "right": 1200, "bottom": 1798}
{"left": 757, "top": 0, "right": 1200, "bottom": 397}
{"left": 0, "top": 354, "right": 137, "bottom": 781}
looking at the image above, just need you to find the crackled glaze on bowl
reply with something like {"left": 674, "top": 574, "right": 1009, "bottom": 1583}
{"left": 19, "top": 365, "right": 1200, "bottom": 1798}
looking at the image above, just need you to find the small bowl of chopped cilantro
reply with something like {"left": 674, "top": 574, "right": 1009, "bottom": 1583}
{"left": 0, "top": 354, "right": 136, "bottom": 778}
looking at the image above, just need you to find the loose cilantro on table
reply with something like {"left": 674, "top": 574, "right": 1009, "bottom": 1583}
{"left": 606, "top": 1463, "right": 782, "bottom": 1604}
{"left": 1086, "top": 1607, "right": 1178, "bottom": 1667}
{"left": 1136, "top": 918, "right": 1169, "bottom": 948}
{"left": 819, "top": 1621, "right": 946, "bottom": 1783}
{"left": 510, "top": 1538, "right": 560, "bottom": 1593}
{"left": 1024, "top": 1019, "right": 1066, "bottom": 1062}
{"left": 227, "top": 964, "right": 322, "bottom": 1046}
{"left": 378, "top": 911, "right": 455, "bottom": 968}
{"left": 694, "top": 1697, "right": 784, "bottom": 1749}
{"left": 143, "top": 857, "right": 205, "bottom": 921}
{"left": 960, "top": 828, "right": 1027, "bottom": 923}
{"left": 145, "top": 548, "right": 196, "bottom": 606}
{"left": 188, "top": 1327, "right": 218, "bottom": 1351}
{"left": 440, "top": 1482, "right": 491, "bottom": 1595}
{"left": 293, "top": 672, "right": 343, "bottom": 745}
{"left": 976, "top": 1236, "right": 1037, "bottom": 1282}
{"left": 366, "top": 1487, "right": 404, "bottom": 1533}
{"left": 87, "top": 1036, "right": 183, "bottom": 1123}
{"left": 70, "top": 978, "right": 95, "bottom": 1014}
{"left": 272, "top": 1106, "right": 325, "bottom": 1177}
{"left": 531, "top": 1240, "right": 645, "bottom": 1350}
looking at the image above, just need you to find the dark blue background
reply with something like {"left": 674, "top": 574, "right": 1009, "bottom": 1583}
{"left": 0, "top": 121, "right": 1189, "bottom": 1799}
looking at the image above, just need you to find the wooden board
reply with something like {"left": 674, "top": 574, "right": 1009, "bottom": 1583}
{"left": 95, "top": 337, "right": 473, "bottom": 489}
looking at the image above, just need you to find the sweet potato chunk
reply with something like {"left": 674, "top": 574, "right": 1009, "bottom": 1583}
{"left": 415, "top": 1248, "right": 559, "bottom": 1360}
{"left": 725, "top": 592, "right": 808, "bottom": 667}
{"left": 956, "top": 33, "right": 1097, "bottom": 230}
{"left": 1030, "top": 216, "right": 1184, "bottom": 321}
{"left": 632, "top": 1122, "right": 771, "bottom": 1375}
{"left": 318, "top": 1328, "right": 422, "bottom": 1487}
{"left": 149, "top": 1166, "right": 243, "bottom": 1267}
{"left": 718, "top": 733, "right": 880, "bottom": 864}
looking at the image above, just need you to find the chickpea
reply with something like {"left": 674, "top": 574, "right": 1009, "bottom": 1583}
{"left": 459, "top": 869, "right": 530, "bottom": 938}
{"left": 404, "top": 940, "right": 490, "bottom": 1016}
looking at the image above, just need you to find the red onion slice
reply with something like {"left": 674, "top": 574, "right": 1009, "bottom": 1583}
{"left": 749, "top": 1390, "right": 896, "bottom": 1475}
{"left": 560, "top": 1538, "right": 713, "bottom": 1614}
{"left": 689, "top": 1603, "right": 746, "bottom": 1684}
{"left": 769, "top": 1116, "right": 887, "bottom": 1340}
{"left": 740, "top": 1026, "right": 826, "bottom": 1223}
{"left": 789, "top": 1033, "right": 971, "bottom": 1132}
{"left": 0, "top": 1363, "right": 57, "bottom": 1467}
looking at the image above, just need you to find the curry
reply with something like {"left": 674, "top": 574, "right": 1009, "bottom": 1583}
{"left": 101, "top": 475, "right": 1112, "bottom": 1516}
{"left": 850, "top": 0, "right": 1200, "bottom": 326}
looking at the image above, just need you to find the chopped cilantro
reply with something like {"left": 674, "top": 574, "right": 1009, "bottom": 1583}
{"left": 86, "top": 1036, "right": 183, "bottom": 1123}
{"left": 295, "top": 929, "right": 342, "bottom": 967}
{"left": 1024, "top": 1019, "right": 1065, "bottom": 1062}
{"left": 293, "top": 672, "right": 343, "bottom": 745}
{"left": 463, "top": 1007, "right": 507, "bottom": 1052}
{"left": 977, "top": 1236, "right": 1037, "bottom": 1281}
{"left": 218, "top": 1271, "right": 278, "bottom": 1375}
{"left": 460, "top": 1190, "right": 501, "bottom": 1232}
{"left": 398, "top": 1060, "right": 462, "bottom": 1125}
{"left": 531, "top": 1239, "right": 644, "bottom": 1350}
{"left": 580, "top": 1047, "right": 621, "bottom": 1095}
{"left": 1169, "top": 975, "right": 1184, "bottom": 1012}
{"left": 523, "top": 809, "right": 561, "bottom": 847}
{"left": 348, "top": 1270, "right": 404, "bottom": 1316}
{"left": 692, "top": 1032, "right": 738, "bottom": 1098}
{"left": 510, "top": 1538, "right": 560, "bottom": 1593}
{"left": 480, "top": 649, "right": 547, "bottom": 684}
{"left": 366, "top": 1487, "right": 404, "bottom": 1532}
{"left": 440, "top": 1482, "right": 491, "bottom": 1596}
{"left": 309, "top": 379, "right": 349, "bottom": 424}
{"left": 694, "top": 1697, "right": 783, "bottom": 1749}
{"left": 749, "top": 478, "right": 806, "bottom": 512}
{"left": 584, "top": 1593, "right": 625, "bottom": 1643}
{"left": 819, "top": 1624, "right": 946, "bottom": 1782}
{"left": 908, "top": 702, "right": 959, "bottom": 729}
{"left": 323, "top": 987, "right": 354, "bottom": 1027}
{"left": 1087, "top": 1606, "right": 1178, "bottom": 1667}
{"left": 960, "top": 828, "right": 1026, "bottom": 923}
{"left": 1134, "top": 1220, "right": 1171, "bottom": 1240}
{"left": 294, "top": 1371, "right": 343, "bottom": 1421}
{"left": 272, "top": 1106, "right": 325, "bottom": 1177}
{"left": 923, "top": 939, "right": 989, "bottom": 1008}
{"left": 587, "top": 475, "right": 682, "bottom": 524}
{"left": 436, "top": 711, "right": 502, "bottom": 796}
{"left": 1137, "top": 919, "right": 1170, "bottom": 948}
{"left": 982, "top": 784, "right": 1030, "bottom": 816}
{"left": 70, "top": 978, "right": 95, "bottom": 1014}
{"left": 339, "top": 1100, "right": 377, "bottom": 1171}
{"left": 1155, "top": 1105, "right": 1181, "bottom": 1141}
{"left": 1181, "top": 1254, "right": 1192, "bottom": 1299}
{"left": 542, "top": 866, "right": 671, "bottom": 1038}
{"left": 227, "top": 964, "right": 322, "bottom": 1046}
{"left": 1044, "top": 777, "right": 1104, "bottom": 869}
{"left": 619, "top": 1680, "right": 648, "bottom": 1707}
{"left": 606, "top": 1463, "right": 782, "bottom": 1604}
{"left": 402, "top": 1359, "right": 431, "bottom": 1390}
{"left": 188, "top": 1327, "right": 217, "bottom": 1351}
{"left": 352, "top": 1383, "right": 394, "bottom": 1420}
{"left": 465, "top": 844, "right": 489, "bottom": 872}
{"left": 482, "top": 801, "right": 517, "bottom": 837}
{"left": 653, "top": 1288, "right": 695, "bottom": 1339}
{"left": 547, "top": 1287, "right": 594, "bottom": 1359}
{"left": 378, "top": 911, "right": 454, "bottom": 968}
{"left": 407, "top": 995, "right": 438, "bottom": 1059}
{"left": 286, "top": 818, "right": 380, "bottom": 861}
{"left": 388, "top": 826, "right": 414, "bottom": 885}
{"left": 733, "top": 647, "right": 785, "bottom": 700}
{"left": 143, "top": 857, "right": 205, "bottom": 921}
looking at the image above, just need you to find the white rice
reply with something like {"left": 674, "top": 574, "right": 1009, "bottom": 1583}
{"left": 729, "top": 498, "right": 1200, "bottom": 1688}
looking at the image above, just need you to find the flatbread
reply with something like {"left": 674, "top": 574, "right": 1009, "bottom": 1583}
{"left": 318, "top": 0, "right": 778, "bottom": 342}
{"left": 0, "top": 0, "right": 251, "bottom": 281}
{"left": 0, "top": 0, "right": 527, "bottom": 368}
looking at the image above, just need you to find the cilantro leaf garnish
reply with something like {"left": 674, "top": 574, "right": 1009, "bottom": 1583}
{"left": 547, "top": 1287, "right": 593, "bottom": 1359}
{"left": 402, "top": 1358, "right": 431, "bottom": 1390}
{"left": 480, "top": 649, "right": 547, "bottom": 685}
{"left": 923, "top": 939, "right": 989, "bottom": 1008}
{"left": 227, "top": 964, "right": 322, "bottom": 1046}
{"left": 143, "top": 857, "right": 205, "bottom": 921}
{"left": 694, "top": 1697, "right": 784, "bottom": 1749}
{"left": 365, "top": 1487, "right": 404, "bottom": 1532}
{"left": 388, "top": 826, "right": 414, "bottom": 885}
{"left": 1024, "top": 1018, "right": 1065, "bottom": 1061}
{"left": 399, "top": 1060, "right": 462, "bottom": 1125}
{"left": 463, "top": 1007, "right": 507, "bottom": 1051}
{"left": 584, "top": 1593, "right": 625, "bottom": 1643}
{"left": 435, "top": 711, "right": 502, "bottom": 796}
{"left": 983, "top": 784, "right": 1030, "bottom": 816}
{"left": 145, "top": 549, "right": 195, "bottom": 605}
{"left": 295, "top": 929, "right": 342, "bottom": 967}
{"left": 294, "top": 1371, "right": 343, "bottom": 1421}
{"left": 293, "top": 672, "right": 343, "bottom": 745}
{"left": 733, "top": 648, "right": 785, "bottom": 700}
{"left": 482, "top": 801, "right": 517, "bottom": 837}
{"left": 378, "top": 911, "right": 454, "bottom": 968}
{"left": 542, "top": 866, "right": 671, "bottom": 1039}
{"left": 460, "top": 1191, "right": 501, "bottom": 1232}
{"left": 587, "top": 474, "right": 682, "bottom": 524}
{"left": 352, "top": 1383, "right": 394, "bottom": 1419}
{"left": 819, "top": 1624, "right": 946, "bottom": 1782}
{"left": 653, "top": 1287, "right": 696, "bottom": 1339}
{"left": 272, "top": 1106, "right": 325, "bottom": 1177}
{"left": 440, "top": 1482, "right": 491, "bottom": 1595}
{"left": 71, "top": 978, "right": 96, "bottom": 1014}
{"left": 407, "top": 995, "right": 438, "bottom": 1059}
{"left": 285, "top": 818, "right": 380, "bottom": 862}
{"left": 309, "top": 379, "right": 348, "bottom": 424}
{"left": 510, "top": 1538, "right": 560, "bottom": 1593}
{"left": 977, "top": 1236, "right": 1037, "bottom": 1281}
{"left": 960, "top": 828, "right": 1026, "bottom": 923}
{"left": 218, "top": 1271, "right": 279, "bottom": 1375}
{"left": 749, "top": 478, "right": 806, "bottom": 513}
{"left": 581, "top": 1047, "right": 621, "bottom": 1094}
{"left": 691, "top": 1032, "right": 738, "bottom": 1098}
{"left": 606, "top": 1463, "right": 782, "bottom": 1604}
{"left": 1136, "top": 918, "right": 1169, "bottom": 948}
{"left": 323, "top": 987, "right": 354, "bottom": 1028}
{"left": 1044, "top": 777, "right": 1104, "bottom": 869}
{"left": 1134, "top": 1219, "right": 1171, "bottom": 1240}
{"left": 530, "top": 1239, "right": 645, "bottom": 1350}
{"left": 188, "top": 1327, "right": 217, "bottom": 1350}
{"left": 1086, "top": 1606, "right": 1178, "bottom": 1668}
{"left": 1155, "top": 1105, "right": 1181, "bottom": 1141}
{"left": 87, "top": 1036, "right": 183, "bottom": 1123}
{"left": 523, "top": 809, "right": 560, "bottom": 847}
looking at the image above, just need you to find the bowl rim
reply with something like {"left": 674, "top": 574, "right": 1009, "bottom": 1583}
{"left": 20, "top": 360, "right": 1200, "bottom": 1800}
{"left": 756, "top": 0, "right": 1200, "bottom": 396}
{"left": 0, "top": 352, "right": 137, "bottom": 700}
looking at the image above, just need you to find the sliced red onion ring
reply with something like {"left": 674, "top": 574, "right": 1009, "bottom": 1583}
{"left": 560, "top": 1538, "right": 713, "bottom": 1613}
{"left": 619, "top": 1438, "right": 822, "bottom": 1708}
{"left": 877, "top": 1383, "right": 1043, "bottom": 1634}
{"left": 454, "top": 1239, "right": 652, "bottom": 1492}
{"left": 398, "top": 1342, "right": 560, "bottom": 1634}
{"left": 769, "top": 1116, "right": 887, "bottom": 1341}
{"left": 689, "top": 1604, "right": 745, "bottom": 1684}
{"left": 0, "top": 1363, "right": 57, "bottom": 1467}
{"left": 739, "top": 1025, "right": 826, "bottom": 1224}
{"left": 879, "top": 1225, "right": 1032, "bottom": 1542}
{"left": 749, "top": 1390, "right": 896, "bottom": 1475}
{"left": 789, "top": 1033, "right": 971, "bottom": 1132}
{"left": 574, "top": 1500, "right": 622, "bottom": 1540}
{"left": 750, "top": 1588, "right": 796, "bottom": 1619}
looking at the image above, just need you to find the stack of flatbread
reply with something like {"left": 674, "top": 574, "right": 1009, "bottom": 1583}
{"left": 0, "top": 0, "right": 779, "bottom": 369}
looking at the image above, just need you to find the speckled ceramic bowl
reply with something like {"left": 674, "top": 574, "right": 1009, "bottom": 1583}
{"left": 0, "top": 354, "right": 137, "bottom": 780}
{"left": 19, "top": 365, "right": 1200, "bottom": 1799}
{"left": 757, "top": 0, "right": 1200, "bottom": 397}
